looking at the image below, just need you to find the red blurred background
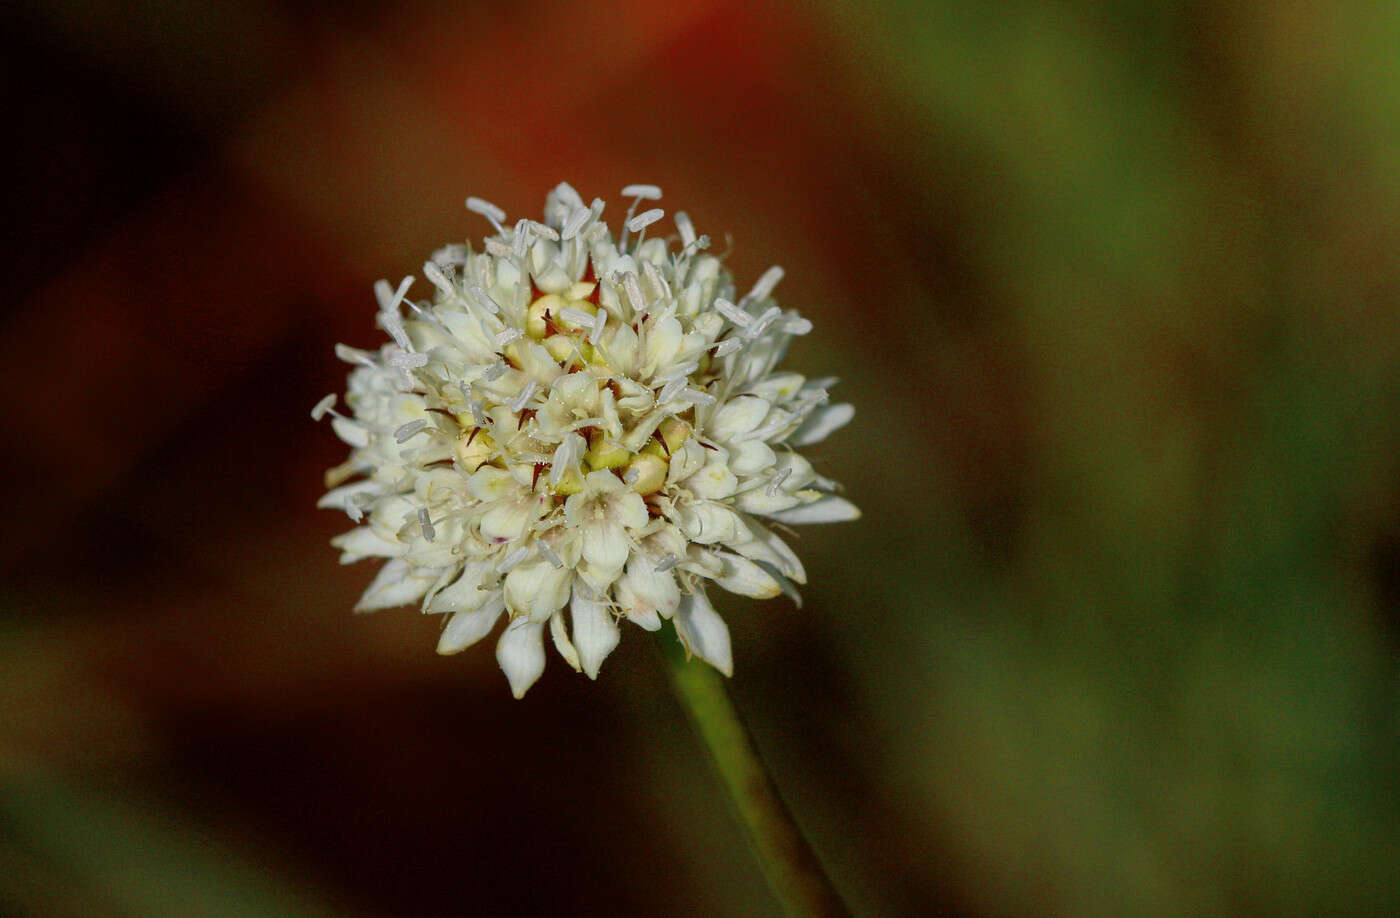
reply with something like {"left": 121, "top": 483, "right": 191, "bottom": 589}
{"left": 4, "top": 0, "right": 1399, "bottom": 916}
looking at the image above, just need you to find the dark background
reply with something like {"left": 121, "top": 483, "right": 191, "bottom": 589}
{"left": 2, "top": 1, "right": 1398, "bottom": 915}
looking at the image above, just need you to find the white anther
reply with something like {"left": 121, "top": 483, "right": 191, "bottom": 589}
{"left": 549, "top": 433, "right": 586, "bottom": 484}
{"left": 390, "top": 351, "right": 430, "bottom": 369}
{"left": 714, "top": 298, "right": 752, "bottom": 327}
{"left": 678, "top": 389, "right": 717, "bottom": 406}
{"left": 657, "top": 377, "right": 687, "bottom": 405}
{"left": 623, "top": 273, "right": 646, "bottom": 313}
{"left": 561, "top": 207, "right": 591, "bottom": 240}
{"left": 539, "top": 542, "right": 564, "bottom": 570}
{"left": 509, "top": 380, "right": 537, "bottom": 413}
{"left": 493, "top": 327, "right": 524, "bottom": 349}
{"left": 744, "top": 306, "right": 782, "bottom": 339}
{"left": 423, "top": 261, "right": 456, "bottom": 297}
{"left": 466, "top": 196, "right": 506, "bottom": 224}
{"left": 642, "top": 260, "right": 671, "bottom": 300}
{"left": 418, "top": 508, "right": 436, "bottom": 542}
{"left": 379, "top": 310, "right": 412, "bottom": 350}
{"left": 334, "top": 343, "right": 377, "bottom": 367}
{"left": 498, "top": 545, "right": 529, "bottom": 573}
{"left": 653, "top": 555, "right": 680, "bottom": 573}
{"left": 375, "top": 275, "right": 414, "bottom": 312}
{"left": 310, "top": 394, "right": 337, "bottom": 421}
{"left": 621, "top": 184, "right": 662, "bottom": 200}
{"left": 558, "top": 307, "right": 595, "bottom": 327}
{"left": 482, "top": 360, "right": 508, "bottom": 381}
{"left": 467, "top": 284, "right": 501, "bottom": 314}
{"left": 589, "top": 309, "right": 607, "bottom": 346}
{"left": 766, "top": 468, "right": 792, "bottom": 496}
{"left": 711, "top": 338, "right": 744, "bottom": 358}
{"left": 781, "top": 315, "right": 813, "bottom": 335}
{"left": 626, "top": 208, "right": 664, "bottom": 233}
{"left": 395, "top": 419, "right": 428, "bottom": 443}
{"left": 674, "top": 211, "right": 696, "bottom": 248}
{"left": 747, "top": 266, "right": 785, "bottom": 302}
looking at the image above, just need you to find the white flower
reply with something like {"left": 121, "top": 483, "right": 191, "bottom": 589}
{"left": 315, "top": 183, "right": 858, "bottom": 697}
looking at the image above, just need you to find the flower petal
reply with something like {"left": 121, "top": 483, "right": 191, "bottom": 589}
{"left": 425, "top": 560, "right": 497, "bottom": 613}
{"left": 766, "top": 496, "right": 861, "bottom": 525}
{"left": 331, "top": 526, "right": 404, "bottom": 563}
{"left": 496, "top": 619, "right": 547, "bottom": 698}
{"left": 674, "top": 592, "right": 733, "bottom": 677}
{"left": 730, "top": 520, "right": 807, "bottom": 584}
{"left": 713, "top": 552, "right": 783, "bottom": 599}
{"left": 549, "top": 610, "right": 582, "bottom": 672}
{"left": 355, "top": 560, "right": 437, "bottom": 611}
{"left": 686, "top": 460, "right": 739, "bottom": 499}
{"left": 570, "top": 590, "right": 620, "bottom": 679}
{"left": 615, "top": 557, "right": 681, "bottom": 627}
{"left": 789, "top": 402, "right": 853, "bottom": 447}
{"left": 437, "top": 595, "right": 505, "bottom": 654}
{"left": 504, "top": 559, "right": 574, "bottom": 622}
{"left": 582, "top": 521, "right": 631, "bottom": 576}
{"left": 710, "top": 395, "right": 770, "bottom": 441}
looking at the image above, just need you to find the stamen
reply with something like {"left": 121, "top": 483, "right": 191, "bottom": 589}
{"left": 485, "top": 238, "right": 513, "bottom": 257}
{"left": 549, "top": 433, "right": 585, "bottom": 484}
{"left": 780, "top": 315, "right": 813, "bottom": 335}
{"left": 482, "top": 360, "right": 508, "bottom": 381}
{"left": 509, "top": 380, "right": 538, "bottom": 413}
{"left": 511, "top": 219, "right": 532, "bottom": 258}
{"left": 622, "top": 273, "right": 646, "bottom": 314}
{"left": 766, "top": 468, "right": 791, "bottom": 496}
{"left": 626, "top": 208, "right": 664, "bottom": 233}
{"left": 498, "top": 545, "right": 529, "bottom": 573}
{"left": 657, "top": 377, "right": 687, "bottom": 405}
{"left": 711, "top": 338, "right": 744, "bottom": 358}
{"left": 423, "top": 261, "right": 456, "bottom": 297}
{"left": 395, "top": 419, "right": 428, "bottom": 443}
{"left": 470, "top": 399, "right": 489, "bottom": 427}
{"left": 310, "top": 394, "right": 337, "bottom": 421}
{"left": 467, "top": 284, "right": 502, "bottom": 314}
{"left": 379, "top": 311, "right": 412, "bottom": 350}
{"left": 390, "top": 351, "right": 430, "bottom": 369}
{"left": 623, "top": 467, "right": 640, "bottom": 485}
{"left": 465, "top": 196, "right": 507, "bottom": 224}
{"left": 674, "top": 211, "right": 696, "bottom": 248}
{"left": 714, "top": 298, "right": 752, "bottom": 327}
{"left": 527, "top": 220, "right": 559, "bottom": 242}
{"left": 558, "top": 306, "right": 595, "bottom": 327}
{"left": 561, "top": 206, "right": 591, "bottom": 240}
{"left": 589, "top": 309, "right": 607, "bottom": 345}
{"left": 334, "top": 343, "right": 377, "bottom": 367}
{"left": 678, "top": 389, "right": 717, "bottom": 406}
{"left": 418, "top": 508, "right": 436, "bottom": 542}
{"left": 654, "top": 554, "right": 680, "bottom": 573}
{"left": 621, "top": 184, "right": 662, "bottom": 200}
{"left": 747, "top": 266, "right": 785, "bottom": 302}
{"left": 539, "top": 542, "right": 564, "bottom": 570}
{"left": 493, "top": 327, "right": 523, "bottom": 349}
{"left": 374, "top": 275, "right": 414, "bottom": 313}
{"left": 744, "top": 306, "right": 782, "bottom": 339}
{"left": 642, "top": 260, "right": 671, "bottom": 301}
{"left": 554, "top": 182, "right": 584, "bottom": 208}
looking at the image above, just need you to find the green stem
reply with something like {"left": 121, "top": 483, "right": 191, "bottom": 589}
{"left": 655, "top": 629, "right": 851, "bottom": 918}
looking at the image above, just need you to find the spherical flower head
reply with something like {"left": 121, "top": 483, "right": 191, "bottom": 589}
{"left": 314, "top": 183, "right": 858, "bottom": 697}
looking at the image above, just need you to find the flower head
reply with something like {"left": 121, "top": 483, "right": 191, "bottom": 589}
{"left": 315, "top": 184, "right": 857, "bottom": 697}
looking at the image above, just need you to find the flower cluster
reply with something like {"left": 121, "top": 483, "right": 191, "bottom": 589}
{"left": 314, "top": 184, "right": 856, "bottom": 697}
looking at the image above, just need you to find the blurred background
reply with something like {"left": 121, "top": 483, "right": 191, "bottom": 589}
{"left": 2, "top": 0, "right": 1398, "bottom": 915}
